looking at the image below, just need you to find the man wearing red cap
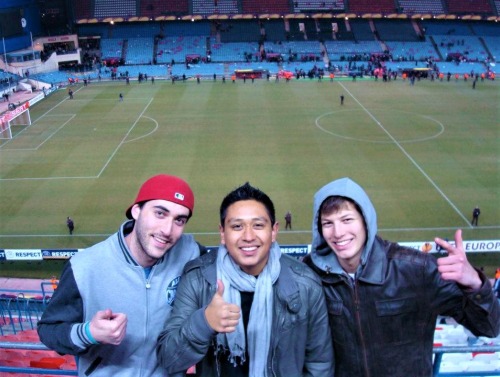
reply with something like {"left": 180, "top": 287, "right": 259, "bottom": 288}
{"left": 38, "top": 174, "right": 204, "bottom": 377}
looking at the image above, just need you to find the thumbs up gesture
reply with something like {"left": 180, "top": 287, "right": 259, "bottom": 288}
{"left": 204, "top": 279, "right": 241, "bottom": 333}
{"left": 436, "top": 229, "right": 482, "bottom": 290}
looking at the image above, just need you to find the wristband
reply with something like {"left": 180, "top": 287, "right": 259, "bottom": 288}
{"left": 85, "top": 322, "right": 99, "bottom": 344}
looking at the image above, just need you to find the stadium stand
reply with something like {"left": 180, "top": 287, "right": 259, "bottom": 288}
{"left": 241, "top": 0, "right": 291, "bottom": 14}
{"left": 444, "top": 0, "right": 493, "bottom": 14}
{"left": 211, "top": 41, "right": 260, "bottom": 62}
{"left": 156, "top": 35, "right": 209, "bottom": 64}
{"left": 140, "top": 0, "right": 190, "bottom": 17}
{"left": 287, "top": 18, "right": 318, "bottom": 41}
{"left": 125, "top": 37, "right": 155, "bottom": 64}
{"left": 349, "top": 19, "right": 376, "bottom": 41}
{"left": 261, "top": 20, "right": 288, "bottom": 42}
{"left": 421, "top": 20, "right": 473, "bottom": 36}
{"left": 481, "top": 37, "right": 500, "bottom": 62}
{"left": 494, "top": 0, "right": 500, "bottom": 15}
{"left": 384, "top": 41, "right": 437, "bottom": 61}
{"left": 373, "top": 19, "right": 421, "bottom": 42}
{"left": 218, "top": 20, "right": 262, "bottom": 42}
{"left": 292, "top": 0, "right": 346, "bottom": 13}
{"left": 433, "top": 35, "right": 490, "bottom": 62}
{"left": 397, "top": 0, "right": 445, "bottom": 15}
{"left": 160, "top": 20, "right": 212, "bottom": 38}
{"left": 192, "top": 0, "right": 239, "bottom": 15}
{"left": 73, "top": 0, "right": 93, "bottom": 19}
{"left": 94, "top": 0, "right": 137, "bottom": 18}
{"left": 348, "top": 0, "right": 396, "bottom": 13}
{"left": 100, "top": 38, "right": 124, "bottom": 60}
{"left": 108, "top": 22, "right": 160, "bottom": 38}
{"left": 325, "top": 19, "right": 355, "bottom": 41}
{"left": 324, "top": 40, "right": 382, "bottom": 59}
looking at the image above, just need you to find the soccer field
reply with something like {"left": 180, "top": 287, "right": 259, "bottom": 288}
{"left": 0, "top": 77, "right": 498, "bottom": 251}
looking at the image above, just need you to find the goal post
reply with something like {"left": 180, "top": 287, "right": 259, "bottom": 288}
{"left": 0, "top": 101, "right": 31, "bottom": 140}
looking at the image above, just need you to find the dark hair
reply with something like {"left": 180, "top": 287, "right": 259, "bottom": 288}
{"left": 318, "top": 196, "right": 364, "bottom": 234}
{"left": 220, "top": 182, "right": 276, "bottom": 226}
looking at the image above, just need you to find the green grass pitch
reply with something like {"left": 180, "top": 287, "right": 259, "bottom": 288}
{"left": 1, "top": 77, "right": 498, "bottom": 264}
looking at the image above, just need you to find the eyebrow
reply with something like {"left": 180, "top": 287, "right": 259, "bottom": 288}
{"left": 226, "top": 216, "right": 269, "bottom": 224}
{"left": 153, "top": 205, "right": 189, "bottom": 219}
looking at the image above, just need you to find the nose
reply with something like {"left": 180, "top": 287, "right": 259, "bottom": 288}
{"left": 160, "top": 217, "right": 174, "bottom": 236}
{"left": 331, "top": 222, "right": 344, "bottom": 238}
{"left": 242, "top": 225, "right": 255, "bottom": 241}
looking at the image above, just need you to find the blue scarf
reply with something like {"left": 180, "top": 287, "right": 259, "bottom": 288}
{"left": 216, "top": 242, "right": 282, "bottom": 377}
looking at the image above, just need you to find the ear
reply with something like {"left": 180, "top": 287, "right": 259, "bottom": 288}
{"left": 219, "top": 224, "right": 226, "bottom": 245}
{"left": 130, "top": 204, "right": 141, "bottom": 220}
{"left": 272, "top": 222, "right": 279, "bottom": 243}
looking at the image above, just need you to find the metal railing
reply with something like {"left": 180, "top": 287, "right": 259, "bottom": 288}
{"left": 433, "top": 345, "right": 500, "bottom": 376}
{"left": 0, "top": 341, "right": 77, "bottom": 375}
{"left": 1, "top": 340, "right": 499, "bottom": 376}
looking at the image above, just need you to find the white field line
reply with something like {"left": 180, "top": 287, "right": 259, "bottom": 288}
{"left": 97, "top": 98, "right": 154, "bottom": 177}
{"left": 337, "top": 81, "right": 472, "bottom": 228}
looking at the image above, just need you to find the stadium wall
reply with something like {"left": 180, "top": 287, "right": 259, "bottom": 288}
{"left": 0, "top": 0, "right": 42, "bottom": 54}
{"left": 1, "top": 239, "right": 499, "bottom": 262}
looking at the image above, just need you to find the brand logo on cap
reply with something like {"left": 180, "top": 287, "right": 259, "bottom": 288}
{"left": 174, "top": 192, "right": 185, "bottom": 201}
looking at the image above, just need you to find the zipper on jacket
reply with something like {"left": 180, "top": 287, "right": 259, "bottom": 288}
{"left": 140, "top": 265, "right": 155, "bottom": 377}
{"left": 353, "top": 279, "right": 371, "bottom": 377}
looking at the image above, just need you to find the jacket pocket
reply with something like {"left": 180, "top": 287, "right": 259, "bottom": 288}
{"left": 374, "top": 296, "right": 419, "bottom": 345}
{"left": 375, "top": 296, "right": 417, "bottom": 316}
{"left": 327, "top": 299, "right": 351, "bottom": 347}
{"left": 84, "top": 356, "right": 103, "bottom": 376}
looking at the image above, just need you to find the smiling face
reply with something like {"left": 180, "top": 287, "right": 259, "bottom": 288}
{"left": 320, "top": 199, "right": 367, "bottom": 273}
{"left": 220, "top": 199, "right": 278, "bottom": 276}
{"left": 127, "top": 199, "right": 190, "bottom": 267}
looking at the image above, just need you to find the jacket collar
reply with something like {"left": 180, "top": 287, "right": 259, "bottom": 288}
{"left": 117, "top": 220, "right": 166, "bottom": 267}
{"left": 356, "top": 236, "right": 387, "bottom": 285}
{"left": 309, "top": 236, "right": 387, "bottom": 286}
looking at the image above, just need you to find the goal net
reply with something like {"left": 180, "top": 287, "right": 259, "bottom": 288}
{"left": 0, "top": 102, "right": 31, "bottom": 139}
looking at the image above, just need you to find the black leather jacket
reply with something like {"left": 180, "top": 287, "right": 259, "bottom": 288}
{"left": 157, "top": 249, "right": 334, "bottom": 377}
{"left": 304, "top": 236, "right": 500, "bottom": 377}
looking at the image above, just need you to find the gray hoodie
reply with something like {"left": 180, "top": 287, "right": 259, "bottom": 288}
{"left": 311, "top": 177, "right": 377, "bottom": 275}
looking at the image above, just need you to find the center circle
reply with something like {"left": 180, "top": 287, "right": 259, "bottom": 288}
{"left": 315, "top": 110, "right": 445, "bottom": 143}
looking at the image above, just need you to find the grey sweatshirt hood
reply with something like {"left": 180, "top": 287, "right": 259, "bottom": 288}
{"left": 311, "top": 177, "right": 377, "bottom": 275}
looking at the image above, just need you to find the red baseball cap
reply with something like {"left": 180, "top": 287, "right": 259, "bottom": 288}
{"left": 126, "top": 175, "right": 194, "bottom": 219}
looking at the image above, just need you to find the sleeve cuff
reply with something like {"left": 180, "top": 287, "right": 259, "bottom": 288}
{"left": 188, "top": 306, "right": 217, "bottom": 342}
{"left": 71, "top": 322, "right": 99, "bottom": 349}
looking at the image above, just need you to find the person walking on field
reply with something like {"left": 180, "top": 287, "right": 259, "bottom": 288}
{"left": 38, "top": 175, "right": 205, "bottom": 377}
{"left": 285, "top": 211, "right": 292, "bottom": 230}
{"left": 471, "top": 206, "right": 480, "bottom": 226}
{"left": 66, "top": 217, "right": 74, "bottom": 235}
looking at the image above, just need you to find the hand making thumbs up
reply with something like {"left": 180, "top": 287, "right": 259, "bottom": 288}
{"left": 436, "top": 229, "right": 482, "bottom": 290}
{"left": 204, "top": 279, "right": 241, "bottom": 333}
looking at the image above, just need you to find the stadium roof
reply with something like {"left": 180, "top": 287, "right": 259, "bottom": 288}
{"left": 74, "top": 12, "right": 500, "bottom": 24}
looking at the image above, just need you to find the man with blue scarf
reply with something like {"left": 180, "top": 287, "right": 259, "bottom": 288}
{"left": 157, "top": 182, "right": 333, "bottom": 376}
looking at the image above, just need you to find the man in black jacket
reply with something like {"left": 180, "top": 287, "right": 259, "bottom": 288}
{"left": 304, "top": 177, "right": 499, "bottom": 377}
